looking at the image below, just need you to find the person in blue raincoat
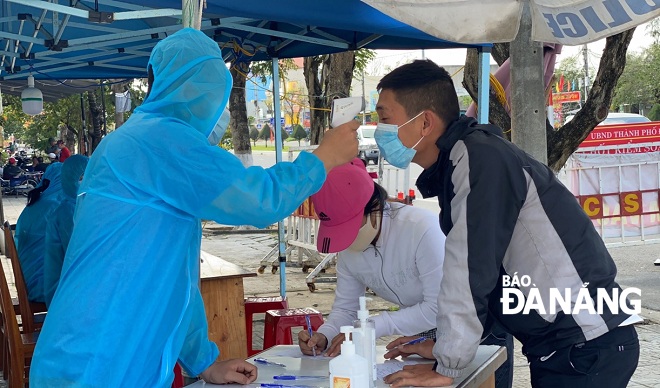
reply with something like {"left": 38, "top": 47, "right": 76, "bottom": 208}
{"left": 42, "top": 155, "right": 89, "bottom": 308}
{"left": 31, "top": 28, "right": 359, "bottom": 387}
{"left": 14, "top": 162, "right": 63, "bottom": 303}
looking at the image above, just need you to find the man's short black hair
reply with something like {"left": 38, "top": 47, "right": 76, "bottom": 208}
{"left": 377, "top": 59, "right": 460, "bottom": 126}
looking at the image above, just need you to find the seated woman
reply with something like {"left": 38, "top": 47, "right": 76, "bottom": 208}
{"left": 15, "top": 162, "right": 63, "bottom": 303}
{"left": 43, "top": 155, "right": 89, "bottom": 307}
{"left": 297, "top": 158, "right": 446, "bottom": 356}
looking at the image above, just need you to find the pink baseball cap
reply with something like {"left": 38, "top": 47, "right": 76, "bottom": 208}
{"left": 311, "top": 158, "right": 374, "bottom": 253}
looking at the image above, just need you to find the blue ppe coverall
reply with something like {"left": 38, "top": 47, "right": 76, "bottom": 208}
{"left": 43, "top": 155, "right": 89, "bottom": 308}
{"left": 31, "top": 28, "right": 327, "bottom": 387}
{"left": 15, "top": 162, "right": 63, "bottom": 303}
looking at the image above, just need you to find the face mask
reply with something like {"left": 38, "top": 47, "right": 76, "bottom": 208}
{"left": 347, "top": 213, "right": 380, "bottom": 252}
{"left": 375, "top": 111, "right": 425, "bottom": 169}
{"left": 208, "top": 108, "right": 230, "bottom": 145}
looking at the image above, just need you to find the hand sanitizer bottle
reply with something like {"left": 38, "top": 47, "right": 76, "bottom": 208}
{"left": 353, "top": 296, "right": 376, "bottom": 386}
{"left": 329, "top": 326, "right": 369, "bottom": 388}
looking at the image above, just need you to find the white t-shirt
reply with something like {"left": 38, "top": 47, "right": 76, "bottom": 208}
{"left": 317, "top": 202, "right": 446, "bottom": 341}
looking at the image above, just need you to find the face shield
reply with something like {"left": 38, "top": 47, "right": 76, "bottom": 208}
{"left": 208, "top": 108, "right": 231, "bottom": 146}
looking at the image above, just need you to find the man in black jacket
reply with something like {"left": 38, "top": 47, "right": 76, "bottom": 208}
{"left": 377, "top": 60, "right": 639, "bottom": 388}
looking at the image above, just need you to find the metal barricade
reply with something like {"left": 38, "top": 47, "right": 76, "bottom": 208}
{"left": 563, "top": 144, "right": 660, "bottom": 246}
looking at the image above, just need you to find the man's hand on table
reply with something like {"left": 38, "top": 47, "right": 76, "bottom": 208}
{"left": 200, "top": 359, "right": 257, "bottom": 385}
{"left": 384, "top": 336, "right": 435, "bottom": 360}
{"left": 383, "top": 364, "right": 454, "bottom": 387}
{"left": 297, "top": 330, "right": 328, "bottom": 356}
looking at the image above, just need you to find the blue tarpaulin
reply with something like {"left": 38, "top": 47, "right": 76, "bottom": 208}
{"left": 1, "top": 0, "right": 487, "bottom": 84}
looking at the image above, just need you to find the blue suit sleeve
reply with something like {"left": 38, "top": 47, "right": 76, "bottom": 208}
{"left": 177, "top": 287, "right": 219, "bottom": 377}
{"left": 114, "top": 131, "right": 326, "bottom": 228}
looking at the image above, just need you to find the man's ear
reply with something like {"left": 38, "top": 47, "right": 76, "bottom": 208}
{"left": 421, "top": 110, "right": 439, "bottom": 136}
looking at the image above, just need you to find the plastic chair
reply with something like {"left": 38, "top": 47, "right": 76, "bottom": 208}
{"left": 263, "top": 307, "right": 324, "bottom": 350}
{"left": 2, "top": 221, "right": 46, "bottom": 379}
{"left": 3, "top": 221, "right": 46, "bottom": 334}
{"left": 0, "top": 251, "right": 38, "bottom": 387}
{"left": 244, "top": 296, "right": 288, "bottom": 356}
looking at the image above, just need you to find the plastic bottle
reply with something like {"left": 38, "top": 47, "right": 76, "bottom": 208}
{"left": 353, "top": 296, "right": 376, "bottom": 386}
{"left": 329, "top": 326, "right": 369, "bottom": 388}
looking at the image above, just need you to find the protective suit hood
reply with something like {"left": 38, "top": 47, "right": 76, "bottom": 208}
{"left": 61, "top": 155, "right": 89, "bottom": 199}
{"left": 39, "top": 162, "right": 63, "bottom": 201}
{"left": 135, "top": 28, "right": 232, "bottom": 139}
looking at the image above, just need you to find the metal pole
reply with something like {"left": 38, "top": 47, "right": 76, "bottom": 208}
{"left": 361, "top": 70, "right": 366, "bottom": 125}
{"left": 477, "top": 47, "right": 491, "bottom": 124}
{"left": 583, "top": 44, "right": 589, "bottom": 104}
{"left": 80, "top": 93, "right": 89, "bottom": 156}
{"left": 273, "top": 57, "right": 287, "bottom": 299}
{"left": 510, "top": 1, "right": 547, "bottom": 164}
{"left": 182, "top": 0, "right": 202, "bottom": 29}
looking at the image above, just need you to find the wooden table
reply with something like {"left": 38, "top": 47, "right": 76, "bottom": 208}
{"left": 200, "top": 251, "right": 257, "bottom": 360}
{"left": 186, "top": 344, "right": 507, "bottom": 388}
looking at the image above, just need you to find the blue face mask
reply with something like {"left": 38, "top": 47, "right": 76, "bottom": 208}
{"left": 374, "top": 111, "right": 425, "bottom": 169}
{"left": 208, "top": 108, "right": 230, "bottom": 145}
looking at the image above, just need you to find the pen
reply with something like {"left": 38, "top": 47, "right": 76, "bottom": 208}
{"left": 304, "top": 315, "right": 316, "bottom": 357}
{"left": 274, "top": 374, "right": 327, "bottom": 380}
{"left": 261, "top": 384, "right": 316, "bottom": 388}
{"left": 253, "top": 357, "right": 287, "bottom": 367}
{"left": 397, "top": 337, "right": 427, "bottom": 348}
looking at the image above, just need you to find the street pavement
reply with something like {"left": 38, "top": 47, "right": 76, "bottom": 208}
{"left": 2, "top": 195, "right": 659, "bottom": 387}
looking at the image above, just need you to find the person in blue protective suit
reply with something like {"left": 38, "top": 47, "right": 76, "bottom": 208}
{"left": 42, "top": 155, "right": 89, "bottom": 308}
{"left": 14, "top": 162, "right": 63, "bottom": 303}
{"left": 31, "top": 28, "right": 359, "bottom": 387}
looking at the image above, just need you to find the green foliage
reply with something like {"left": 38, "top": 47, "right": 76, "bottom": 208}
{"left": 220, "top": 127, "right": 233, "bottom": 150}
{"left": 555, "top": 54, "right": 590, "bottom": 90}
{"left": 250, "top": 59, "right": 297, "bottom": 84}
{"left": 354, "top": 49, "right": 376, "bottom": 79}
{"left": 280, "top": 126, "right": 289, "bottom": 145}
{"left": 648, "top": 104, "right": 660, "bottom": 121}
{"left": 459, "top": 95, "right": 474, "bottom": 110}
{"left": 1, "top": 79, "right": 145, "bottom": 153}
{"left": 259, "top": 124, "right": 271, "bottom": 146}
{"left": 249, "top": 126, "right": 260, "bottom": 146}
{"left": 292, "top": 124, "right": 307, "bottom": 146}
{"left": 612, "top": 43, "right": 660, "bottom": 110}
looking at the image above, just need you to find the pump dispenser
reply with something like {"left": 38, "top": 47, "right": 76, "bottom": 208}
{"left": 329, "top": 326, "right": 369, "bottom": 387}
{"left": 353, "top": 296, "right": 376, "bottom": 385}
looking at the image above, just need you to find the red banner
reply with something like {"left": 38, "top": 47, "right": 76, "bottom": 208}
{"left": 552, "top": 91, "right": 581, "bottom": 104}
{"left": 579, "top": 122, "right": 660, "bottom": 153}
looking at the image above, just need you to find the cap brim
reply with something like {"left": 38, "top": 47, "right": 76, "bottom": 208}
{"left": 316, "top": 210, "right": 364, "bottom": 253}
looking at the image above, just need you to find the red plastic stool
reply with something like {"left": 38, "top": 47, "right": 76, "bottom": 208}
{"left": 263, "top": 307, "right": 324, "bottom": 350}
{"left": 171, "top": 364, "right": 184, "bottom": 388}
{"left": 244, "top": 296, "right": 289, "bottom": 356}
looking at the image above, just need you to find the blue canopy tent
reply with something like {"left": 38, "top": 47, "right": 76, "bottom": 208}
{"left": 1, "top": 0, "right": 492, "bottom": 297}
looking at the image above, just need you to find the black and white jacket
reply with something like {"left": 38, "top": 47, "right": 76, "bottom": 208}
{"left": 416, "top": 116, "right": 631, "bottom": 378}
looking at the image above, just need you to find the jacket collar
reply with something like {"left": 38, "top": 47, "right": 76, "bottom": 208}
{"left": 416, "top": 116, "right": 503, "bottom": 198}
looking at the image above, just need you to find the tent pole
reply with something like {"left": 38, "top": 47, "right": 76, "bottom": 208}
{"left": 272, "top": 57, "right": 287, "bottom": 299}
{"left": 182, "top": 0, "right": 203, "bottom": 30}
{"left": 510, "top": 1, "right": 547, "bottom": 164}
{"left": 477, "top": 47, "right": 491, "bottom": 124}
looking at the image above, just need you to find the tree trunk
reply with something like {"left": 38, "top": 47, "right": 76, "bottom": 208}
{"left": 230, "top": 67, "right": 253, "bottom": 167}
{"left": 304, "top": 56, "right": 325, "bottom": 145}
{"left": 87, "top": 90, "right": 104, "bottom": 153}
{"left": 547, "top": 29, "right": 634, "bottom": 171}
{"left": 462, "top": 30, "right": 634, "bottom": 172}
{"left": 304, "top": 52, "right": 356, "bottom": 145}
{"left": 463, "top": 49, "right": 512, "bottom": 138}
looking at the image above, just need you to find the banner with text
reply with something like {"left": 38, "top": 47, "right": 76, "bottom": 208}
{"left": 567, "top": 151, "right": 660, "bottom": 239}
